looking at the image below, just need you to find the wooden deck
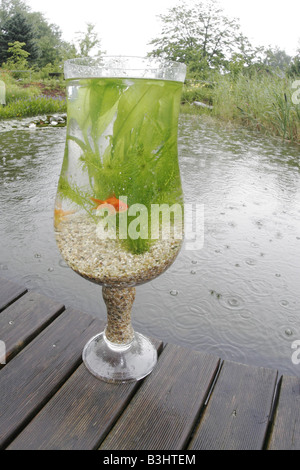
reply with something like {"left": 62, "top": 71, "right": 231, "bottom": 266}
{"left": 0, "top": 276, "right": 300, "bottom": 451}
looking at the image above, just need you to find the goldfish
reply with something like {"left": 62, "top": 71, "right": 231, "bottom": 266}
{"left": 54, "top": 203, "right": 75, "bottom": 228}
{"left": 90, "top": 195, "right": 128, "bottom": 214}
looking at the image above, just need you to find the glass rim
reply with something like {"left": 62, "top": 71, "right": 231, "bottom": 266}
{"left": 64, "top": 55, "right": 187, "bottom": 82}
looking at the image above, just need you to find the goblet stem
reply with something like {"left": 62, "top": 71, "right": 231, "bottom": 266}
{"left": 102, "top": 286, "right": 135, "bottom": 345}
{"left": 82, "top": 285, "right": 157, "bottom": 382}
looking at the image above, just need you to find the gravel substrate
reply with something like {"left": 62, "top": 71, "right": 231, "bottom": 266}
{"left": 55, "top": 213, "right": 182, "bottom": 288}
{"left": 102, "top": 286, "right": 136, "bottom": 344}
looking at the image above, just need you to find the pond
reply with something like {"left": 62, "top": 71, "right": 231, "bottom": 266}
{"left": 0, "top": 114, "right": 300, "bottom": 378}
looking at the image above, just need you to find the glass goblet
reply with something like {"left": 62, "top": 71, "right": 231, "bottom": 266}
{"left": 54, "top": 56, "right": 186, "bottom": 383}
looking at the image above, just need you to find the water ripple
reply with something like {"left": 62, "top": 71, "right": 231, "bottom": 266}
{"left": 218, "top": 294, "right": 245, "bottom": 311}
{"left": 1, "top": 116, "right": 300, "bottom": 377}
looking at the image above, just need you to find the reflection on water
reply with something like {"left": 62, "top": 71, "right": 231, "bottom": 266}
{"left": 0, "top": 115, "right": 300, "bottom": 377}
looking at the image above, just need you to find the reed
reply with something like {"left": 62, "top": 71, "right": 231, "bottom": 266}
{"left": 183, "top": 72, "right": 300, "bottom": 144}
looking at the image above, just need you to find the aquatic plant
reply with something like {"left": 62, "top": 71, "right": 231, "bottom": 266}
{"left": 57, "top": 77, "right": 183, "bottom": 254}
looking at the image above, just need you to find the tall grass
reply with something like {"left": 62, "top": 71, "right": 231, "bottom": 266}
{"left": 1, "top": 70, "right": 38, "bottom": 101}
{"left": 0, "top": 70, "right": 66, "bottom": 119}
{"left": 183, "top": 73, "right": 300, "bottom": 144}
{"left": 0, "top": 95, "right": 66, "bottom": 119}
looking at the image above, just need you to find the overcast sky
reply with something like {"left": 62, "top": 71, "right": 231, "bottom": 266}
{"left": 25, "top": 0, "right": 300, "bottom": 57}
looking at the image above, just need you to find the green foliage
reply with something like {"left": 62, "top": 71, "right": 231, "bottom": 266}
{"left": 182, "top": 80, "right": 214, "bottom": 105}
{"left": 0, "top": 93, "right": 66, "bottom": 119}
{"left": 0, "top": 0, "right": 30, "bottom": 23}
{"left": 288, "top": 43, "right": 300, "bottom": 77}
{"left": 288, "top": 56, "right": 300, "bottom": 77}
{"left": 204, "top": 71, "right": 300, "bottom": 143}
{"left": 58, "top": 176, "right": 96, "bottom": 218}
{"left": 0, "top": 69, "right": 38, "bottom": 98}
{"left": 27, "top": 11, "right": 64, "bottom": 67}
{"left": 0, "top": 10, "right": 38, "bottom": 64}
{"left": 2, "top": 40, "right": 30, "bottom": 72}
{"left": 148, "top": 0, "right": 260, "bottom": 79}
{"left": 0, "top": 0, "right": 80, "bottom": 68}
{"left": 58, "top": 78, "right": 183, "bottom": 254}
{"left": 38, "top": 63, "right": 61, "bottom": 80}
{"left": 263, "top": 46, "right": 292, "bottom": 72}
{"left": 75, "top": 23, "right": 104, "bottom": 58}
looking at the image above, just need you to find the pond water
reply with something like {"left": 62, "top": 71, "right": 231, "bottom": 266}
{"left": 0, "top": 114, "right": 300, "bottom": 377}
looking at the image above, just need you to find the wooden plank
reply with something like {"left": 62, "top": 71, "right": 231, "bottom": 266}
{"left": 0, "top": 290, "right": 64, "bottom": 365}
{"left": 188, "top": 360, "right": 278, "bottom": 450}
{"left": 267, "top": 375, "right": 300, "bottom": 450}
{"left": 0, "top": 277, "right": 27, "bottom": 312}
{"left": 8, "top": 338, "right": 163, "bottom": 450}
{"left": 0, "top": 308, "right": 103, "bottom": 449}
{"left": 99, "top": 343, "right": 220, "bottom": 450}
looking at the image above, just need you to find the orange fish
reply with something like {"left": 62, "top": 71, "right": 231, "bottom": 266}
{"left": 54, "top": 204, "right": 75, "bottom": 228}
{"left": 90, "top": 195, "right": 128, "bottom": 214}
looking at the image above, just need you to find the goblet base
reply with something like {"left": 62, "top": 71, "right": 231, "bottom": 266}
{"left": 82, "top": 331, "right": 157, "bottom": 383}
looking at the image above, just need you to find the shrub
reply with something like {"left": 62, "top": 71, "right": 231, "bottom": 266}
{"left": 0, "top": 95, "right": 66, "bottom": 119}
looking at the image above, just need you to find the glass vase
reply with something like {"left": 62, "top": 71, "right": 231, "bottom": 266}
{"left": 54, "top": 56, "right": 186, "bottom": 383}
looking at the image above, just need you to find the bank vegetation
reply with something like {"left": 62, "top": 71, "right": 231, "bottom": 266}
{"left": 0, "top": 0, "right": 299, "bottom": 143}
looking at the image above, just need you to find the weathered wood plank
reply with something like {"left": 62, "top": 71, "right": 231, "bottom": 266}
{"left": 0, "top": 308, "right": 103, "bottom": 449}
{"left": 8, "top": 338, "right": 163, "bottom": 450}
{"left": 0, "top": 277, "right": 27, "bottom": 312}
{"left": 188, "top": 360, "right": 277, "bottom": 450}
{"left": 267, "top": 375, "right": 300, "bottom": 450}
{"left": 0, "top": 290, "right": 64, "bottom": 365}
{"left": 99, "top": 344, "right": 220, "bottom": 450}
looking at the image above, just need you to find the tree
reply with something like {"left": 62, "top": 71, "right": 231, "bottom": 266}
{"left": 148, "top": 0, "right": 257, "bottom": 78}
{"left": 3, "top": 40, "right": 29, "bottom": 68}
{"left": 75, "top": 23, "right": 104, "bottom": 58}
{"left": 288, "top": 41, "right": 300, "bottom": 77}
{"left": 0, "top": 10, "right": 38, "bottom": 65}
{"left": 26, "top": 11, "right": 70, "bottom": 67}
{"left": 289, "top": 55, "right": 300, "bottom": 77}
{"left": 0, "top": 0, "right": 77, "bottom": 68}
{"left": 263, "top": 46, "right": 292, "bottom": 72}
{"left": 0, "top": 0, "right": 30, "bottom": 23}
